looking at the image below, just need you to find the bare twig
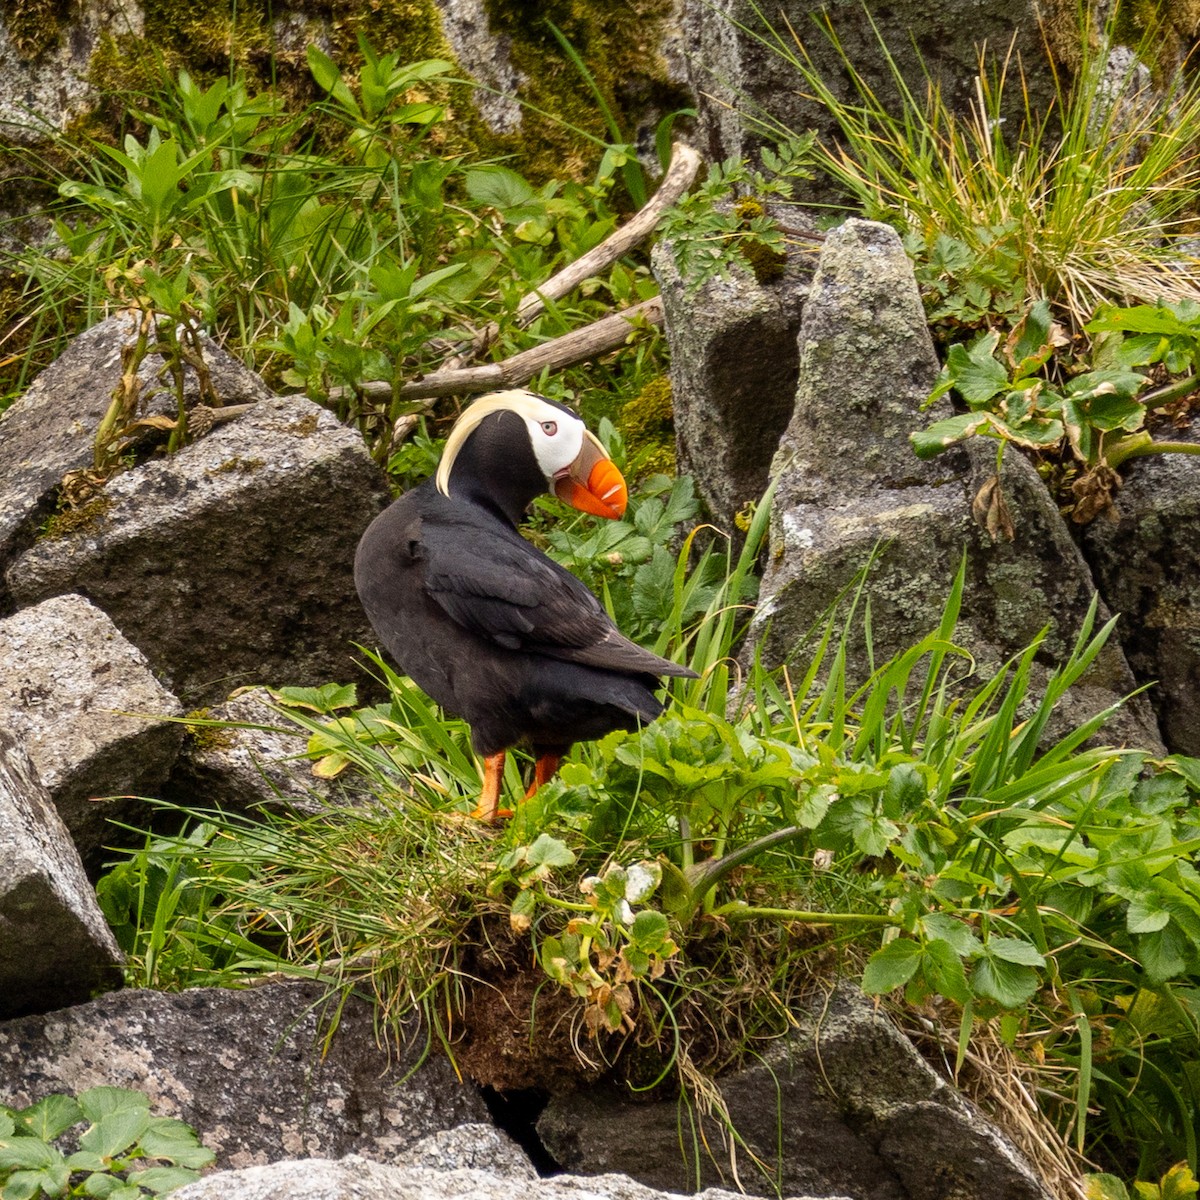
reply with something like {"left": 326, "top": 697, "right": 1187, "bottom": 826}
{"left": 354, "top": 297, "right": 663, "bottom": 402}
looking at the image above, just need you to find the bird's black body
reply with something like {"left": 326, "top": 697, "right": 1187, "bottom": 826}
{"left": 355, "top": 401, "right": 693, "bottom": 772}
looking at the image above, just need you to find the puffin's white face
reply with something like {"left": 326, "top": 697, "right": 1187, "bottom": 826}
{"left": 520, "top": 402, "right": 586, "bottom": 481}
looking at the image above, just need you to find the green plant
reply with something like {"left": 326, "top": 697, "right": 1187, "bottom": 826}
{"left": 0, "top": 1087, "right": 214, "bottom": 1200}
{"left": 912, "top": 297, "right": 1200, "bottom": 521}
{"left": 656, "top": 139, "right": 815, "bottom": 291}
{"left": 5, "top": 41, "right": 665, "bottom": 442}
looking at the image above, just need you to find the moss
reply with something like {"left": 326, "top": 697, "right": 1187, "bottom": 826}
{"left": 184, "top": 708, "right": 237, "bottom": 751}
{"left": 741, "top": 238, "right": 787, "bottom": 285}
{"left": 1110, "top": 0, "right": 1200, "bottom": 78}
{"left": 41, "top": 494, "right": 113, "bottom": 540}
{"left": 619, "top": 375, "right": 676, "bottom": 477}
{"left": 287, "top": 413, "right": 320, "bottom": 437}
{"left": 207, "top": 455, "right": 266, "bottom": 475}
{"left": 480, "top": 0, "right": 692, "bottom": 188}
{"left": 6, "top": 0, "right": 68, "bottom": 60}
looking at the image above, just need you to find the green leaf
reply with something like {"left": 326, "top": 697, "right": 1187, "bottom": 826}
{"left": 126, "top": 1166, "right": 203, "bottom": 1193}
{"left": 13, "top": 1095, "right": 81, "bottom": 1141}
{"left": 911, "top": 413, "right": 989, "bottom": 458}
{"left": 861, "top": 938, "right": 923, "bottom": 994}
{"left": 524, "top": 834, "right": 575, "bottom": 872}
{"left": 137, "top": 1121, "right": 214, "bottom": 1170}
{"left": 970, "top": 955, "right": 1040, "bottom": 1008}
{"left": 79, "top": 1108, "right": 152, "bottom": 1160}
{"left": 2, "top": 1174, "right": 42, "bottom": 1200}
{"left": 465, "top": 166, "right": 534, "bottom": 210}
{"left": 946, "top": 333, "right": 1009, "bottom": 405}
{"left": 1128, "top": 893, "right": 1172, "bottom": 934}
{"left": 984, "top": 937, "right": 1045, "bottom": 967}
{"left": 77, "top": 1090, "right": 150, "bottom": 1125}
{"left": 883, "top": 763, "right": 925, "bottom": 816}
{"left": 922, "top": 938, "right": 972, "bottom": 1004}
{"left": 0, "top": 1136, "right": 60, "bottom": 1171}
{"left": 1083, "top": 1172, "right": 1131, "bottom": 1200}
{"left": 272, "top": 683, "right": 357, "bottom": 713}
{"left": 306, "top": 45, "right": 358, "bottom": 114}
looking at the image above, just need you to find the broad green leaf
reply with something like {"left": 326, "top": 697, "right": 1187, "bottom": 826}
{"left": 272, "top": 683, "right": 357, "bottom": 713}
{"left": 524, "top": 834, "right": 575, "bottom": 872}
{"left": 920, "top": 913, "right": 982, "bottom": 956}
{"left": 306, "top": 45, "right": 358, "bottom": 114}
{"left": 861, "top": 938, "right": 923, "bottom": 994}
{"left": 126, "top": 1165, "right": 204, "bottom": 1193}
{"left": 911, "top": 413, "right": 989, "bottom": 458}
{"left": 0, "top": 1136, "right": 60, "bottom": 1170}
{"left": 77, "top": 1089, "right": 150, "bottom": 1125}
{"left": 465, "top": 165, "right": 534, "bottom": 210}
{"left": 971, "top": 955, "right": 1040, "bottom": 1008}
{"left": 13, "top": 1094, "right": 81, "bottom": 1141}
{"left": 922, "top": 938, "right": 972, "bottom": 1004}
{"left": 985, "top": 937, "right": 1045, "bottom": 967}
{"left": 138, "top": 1121, "right": 214, "bottom": 1169}
{"left": 2, "top": 1173, "right": 41, "bottom": 1200}
{"left": 1083, "top": 1172, "right": 1131, "bottom": 1200}
{"left": 883, "top": 763, "right": 925, "bottom": 816}
{"left": 79, "top": 1108, "right": 152, "bottom": 1159}
{"left": 946, "top": 334, "right": 1009, "bottom": 405}
{"left": 1127, "top": 893, "right": 1172, "bottom": 934}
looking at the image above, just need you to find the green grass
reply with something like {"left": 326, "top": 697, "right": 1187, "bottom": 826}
{"left": 734, "top": 3, "right": 1200, "bottom": 332}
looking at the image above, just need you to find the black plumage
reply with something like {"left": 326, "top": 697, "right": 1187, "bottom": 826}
{"left": 354, "top": 390, "right": 695, "bottom": 818}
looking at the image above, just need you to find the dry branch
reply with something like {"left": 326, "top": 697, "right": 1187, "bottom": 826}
{"left": 355, "top": 297, "right": 663, "bottom": 402}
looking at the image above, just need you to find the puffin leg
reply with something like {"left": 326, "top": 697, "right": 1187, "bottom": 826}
{"left": 472, "top": 752, "right": 513, "bottom": 821}
{"left": 524, "top": 752, "right": 562, "bottom": 800}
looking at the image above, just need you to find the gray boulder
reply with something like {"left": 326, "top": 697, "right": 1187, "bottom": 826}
{"left": 746, "top": 219, "right": 1161, "bottom": 751}
{"left": 0, "top": 980, "right": 487, "bottom": 1168}
{"left": 1081, "top": 416, "right": 1200, "bottom": 754}
{"left": 538, "top": 987, "right": 1055, "bottom": 1200}
{"left": 8, "top": 393, "right": 388, "bottom": 705}
{"left": 0, "top": 2, "right": 144, "bottom": 143}
{"left": 0, "top": 311, "right": 274, "bottom": 611}
{"left": 0, "top": 593, "right": 183, "bottom": 865}
{"left": 653, "top": 224, "right": 813, "bottom": 534}
{"left": 0, "top": 727, "right": 123, "bottom": 1019}
{"left": 168, "top": 1156, "right": 844, "bottom": 1200}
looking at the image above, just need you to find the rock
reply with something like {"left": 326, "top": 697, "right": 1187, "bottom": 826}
{"left": 0, "top": 980, "right": 487, "bottom": 1168}
{"left": 434, "top": 0, "right": 525, "bottom": 133}
{"left": 0, "top": 727, "right": 123, "bottom": 1019}
{"left": 653, "top": 223, "right": 814, "bottom": 533}
{"left": 682, "top": 0, "right": 1054, "bottom": 200}
{"left": 1081, "top": 415, "right": 1200, "bottom": 754}
{"left": 747, "top": 219, "right": 1161, "bottom": 751}
{"left": 0, "top": 312, "right": 274, "bottom": 611}
{"left": 168, "top": 1156, "right": 845, "bottom": 1200}
{"left": 538, "top": 987, "right": 1054, "bottom": 1200}
{"left": 0, "top": 593, "right": 183, "bottom": 866}
{"left": 168, "top": 687, "right": 370, "bottom": 816}
{"left": 393, "top": 1124, "right": 536, "bottom": 1177}
{"left": 0, "top": 2, "right": 144, "bottom": 144}
{"left": 7, "top": 393, "right": 388, "bottom": 705}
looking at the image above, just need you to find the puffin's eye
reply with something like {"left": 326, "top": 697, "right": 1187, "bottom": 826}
{"left": 541, "top": 420, "right": 558, "bottom": 436}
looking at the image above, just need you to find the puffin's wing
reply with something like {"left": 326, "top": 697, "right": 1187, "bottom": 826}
{"left": 421, "top": 523, "right": 696, "bottom": 678}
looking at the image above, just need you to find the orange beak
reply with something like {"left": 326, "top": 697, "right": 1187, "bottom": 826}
{"left": 552, "top": 431, "right": 627, "bottom": 519}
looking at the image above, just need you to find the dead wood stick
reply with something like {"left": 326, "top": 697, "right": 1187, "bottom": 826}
{"left": 354, "top": 296, "right": 663, "bottom": 402}
{"left": 456, "top": 141, "right": 702, "bottom": 362}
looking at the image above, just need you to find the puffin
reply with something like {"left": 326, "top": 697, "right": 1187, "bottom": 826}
{"left": 354, "top": 389, "right": 697, "bottom": 820}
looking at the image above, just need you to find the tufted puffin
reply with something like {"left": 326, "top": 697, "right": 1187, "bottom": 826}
{"left": 354, "top": 389, "right": 697, "bottom": 820}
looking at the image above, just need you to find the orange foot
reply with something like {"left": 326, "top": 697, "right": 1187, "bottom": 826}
{"left": 471, "top": 752, "right": 514, "bottom": 821}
